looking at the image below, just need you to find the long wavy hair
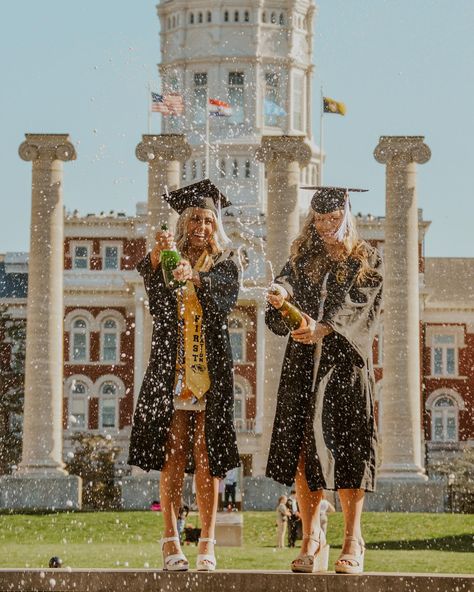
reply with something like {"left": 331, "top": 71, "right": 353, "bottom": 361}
{"left": 174, "top": 207, "right": 224, "bottom": 260}
{"left": 290, "top": 209, "right": 373, "bottom": 283}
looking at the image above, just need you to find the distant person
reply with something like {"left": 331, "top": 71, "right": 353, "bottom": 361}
{"left": 266, "top": 187, "right": 383, "bottom": 574}
{"left": 319, "top": 497, "right": 336, "bottom": 536}
{"left": 177, "top": 504, "right": 189, "bottom": 541}
{"left": 276, "top": 495, "right": 291, "bottom": 549}
{"left": 224, "top": 468, "right": 238, "bottom": 510}
{"left": 286, "top": 490, "right": 301, "bottom": 548}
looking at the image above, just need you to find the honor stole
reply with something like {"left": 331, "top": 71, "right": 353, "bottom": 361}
{"left": 175, "top": 252, "right": 212, "bottom": 401}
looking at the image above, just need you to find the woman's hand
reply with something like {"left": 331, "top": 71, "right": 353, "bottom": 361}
{"left": 291, "top": 314, "right": 333, "bottom": 344}
{"left": 266, "top": 284, "right": 288, "bottom": 309}
{"left": 172, "top": 259, "right": 194, "bottom": 282}
{"left": 150, "top": 230, "right": 175, "bottom": 269}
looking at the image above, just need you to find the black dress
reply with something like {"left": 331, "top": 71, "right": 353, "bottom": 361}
{"left": 128, "top": 251, "right": 241, "bottom": 478}
{"left": 265, "top": 244, "right": 383, "bottom": 492}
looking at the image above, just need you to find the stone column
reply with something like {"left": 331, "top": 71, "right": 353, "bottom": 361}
{"left": 135, "top": 135, "right": 192, "bottom": 368}
{"left": 374, "top": 136, "right": 431, "bottom": 481}
{"left": 135, "top": 134, "right": 192, "bottom": 251}
{"left": 0, "top": 134, "right": 82, "bottom": 511}
{"left": 253, "top": 136, "right": 312, "bottom": 475}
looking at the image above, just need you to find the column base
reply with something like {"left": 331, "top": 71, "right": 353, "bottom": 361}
{"left": 377, "top": 462, "right": 428, "bottom": 482}
{"left": 0, "top": 473, "right": 82, "bottom": 511}
{"left": 366, "top": 478, "right": 446, "bottom": 512}
{"left": 120, "top": 474, "right": 160, "bottom": 510}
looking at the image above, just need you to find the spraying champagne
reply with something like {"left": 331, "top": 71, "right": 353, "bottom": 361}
{"left": 268, "top": 284, "right": 307, "bottom": 331}
{"left": 160, "top": 223, "right": 185, "bottom": 289}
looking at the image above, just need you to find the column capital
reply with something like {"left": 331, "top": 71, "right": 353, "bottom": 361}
{"left": 374, "top": 135, "right": 431, "bottom": 166}
{"left": 18, "top": 133, "right": 76, "bottom": 162}
{"left": 256, "top": 135, "right": 312, "bottom": 167}
{"left": 135, "top": 134, "right": 192, "bottom": 164}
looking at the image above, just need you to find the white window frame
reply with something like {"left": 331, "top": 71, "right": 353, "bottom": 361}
{"left": 70, "top": 318, "right": 90, "bottom": 363}
{"left": 65, "top": 376, "right": 93, "bottom": 431}
{"left": 228, "top": 71, "right": 245, "bottom": 125}
{"left": 229, "top": 315, "right": 247, "bottom": 363}
{"left": 101, "top": 242, "right": 122, "bottom": 271}
{"left": 292, "top": 71, "right": 305, "bottom": 132}
{"left": 426, "top": 389, "right": 465, "bottom": 444}
{"left": 100, "top": 319, "right": 119, "bottom": 364}
{"left": 96, "top": 376, "right": 125, "bottom": 433}
{"left": 70, "top": 241, "right": 92, "bottom": 270}
{"left": 430, "top": 332, "right": 459, "bottom": 377}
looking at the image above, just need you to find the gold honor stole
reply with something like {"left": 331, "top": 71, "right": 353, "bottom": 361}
{"left": 175, "top": 251, "right": 212, "bottom": 401}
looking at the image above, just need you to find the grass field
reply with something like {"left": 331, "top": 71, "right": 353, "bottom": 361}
{"left": 0, "top": 511, "right": 472, "bottom": 574}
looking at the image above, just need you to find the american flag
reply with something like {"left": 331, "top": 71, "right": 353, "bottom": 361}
{"left": 151, "top": 92, "right": 185, "bottom": 116}
{"left": 208, "top": 98, "right": 232, "bottom": 117}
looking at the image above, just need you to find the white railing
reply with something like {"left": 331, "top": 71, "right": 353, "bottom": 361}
{"left": 234, "top": 418, "right": 256, "bottom": 433}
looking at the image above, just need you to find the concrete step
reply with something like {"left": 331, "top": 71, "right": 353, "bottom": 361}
{"left": 0, "top": 569, "right": 472, "bottom": 592}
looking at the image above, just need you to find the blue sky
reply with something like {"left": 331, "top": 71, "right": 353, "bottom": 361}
{"left": 1, "top": 1, "right": 473, "bottom": 257}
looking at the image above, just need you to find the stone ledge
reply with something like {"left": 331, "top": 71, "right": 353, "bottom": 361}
{"left": 0, "top": 570, "right": 472, "bottom": 592}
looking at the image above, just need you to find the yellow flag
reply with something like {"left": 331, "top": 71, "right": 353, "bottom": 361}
{"left": 323, "top": 97, "right": 346, "bottom": 116}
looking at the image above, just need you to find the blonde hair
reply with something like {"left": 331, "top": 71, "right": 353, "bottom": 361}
{"left": 290, "top": 209, "right": 373, "bottom": 283}
{"left": 175, "top": 207, "right": 223, "bottom": 259}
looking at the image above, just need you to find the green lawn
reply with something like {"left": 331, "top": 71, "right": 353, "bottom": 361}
{"left": 0, "top": 511, "right": 472, "bottom": 574}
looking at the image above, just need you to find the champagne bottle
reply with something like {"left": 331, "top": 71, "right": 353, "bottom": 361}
{"left": 159, "top": 223, "right": 184, "bottom": 289}
{"left": 269, "top": 286, "right": 307, "bottom": 331}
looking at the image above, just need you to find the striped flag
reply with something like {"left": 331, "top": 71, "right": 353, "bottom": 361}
{"left": 151, "top": 93, "right": 185, "bottom": 116}
{"left": 208, "top": 98, "right": 232, "bottom": 117}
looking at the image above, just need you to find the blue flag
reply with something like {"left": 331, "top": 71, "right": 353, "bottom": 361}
{"left": 264, "top": 99, "right": 286, "bottom": 117}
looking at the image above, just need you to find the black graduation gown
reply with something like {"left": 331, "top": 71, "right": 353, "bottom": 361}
{"left": 265, "top": 244, "right": 383, "bottom": 492}
{"left": 128, "top": 251, "right": 241, "bottom": 478}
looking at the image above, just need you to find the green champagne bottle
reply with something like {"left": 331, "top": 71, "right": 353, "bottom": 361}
{"left": 159, "top": 223, "right": 184, "bottom": 289}
{"left": 270, "top": 286, "right": 307, "bottom": 331}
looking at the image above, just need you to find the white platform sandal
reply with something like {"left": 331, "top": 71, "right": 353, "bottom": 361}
{"left": 335, "top": 536, "right": 365, "bottom": 574}
{"left": 291, "top": 531, "right": 330, "bottom": 573}
{"left": 196, "top": 537, "right": 217, "bottom": 572}
{"left": 160, "top": 536, "right": 189, "bottom": 572}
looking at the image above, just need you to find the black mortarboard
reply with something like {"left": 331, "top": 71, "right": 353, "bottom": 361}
{"left": 301, "top": 186, "right": 368, "bottom": 214}
{"left": 163, "top": 179, "right": 232, "bottom": 215}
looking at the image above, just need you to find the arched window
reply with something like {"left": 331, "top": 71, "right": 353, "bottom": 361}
{"left": 219, "top": 159, "right": 226, "bottom": 178}
{"left": 229, "top": 317, "right": 246, "bottom": 362}
{"left": 71, "top": 318, "right": 88, "bottom": 362}
{"left": 207, "top": 11, "right": 212, "bottom": 23}
{"left": 99, "top": 381, "right": 118, "bottom": 430}
{"left": 234, "top": 10, "right": 239, "bottom": 22}
{"left": 69, "top": 380, "right": 89, "bottom": 430}
{"left": 262, "top": 11, "right": 266, "bottom": 23}
{"left": 167, "top": 17, "right": 171, "bottom": 30}
{"left": 189, "top": 12, "right": 194, "bottom": 24}
{"left": 101, "top": 319, "right": 119, "bottom": 363}
{"left": 245, "top": 160, "right": 251, "bottom": 179}
{"left": 432, "top": 396, "right": 459, "bottom": 442}
{"left": 279, "top": 12, "right": 285, "bottom": 25}
{"left": 271, "top": 12, "right": 277, "bottom": 24}
{"left": 172, "top": 15, "right": 176, "bottom": 28}
{"left": 244, "top": 11, "right": 250, "bottom": 22}
{"left": 191, "top": 160, "right": 197, "bottom": 179}
{"left": 224, "top": 10, "right": 229, "bottom": 22}
{"left": 198, "top": 12, "right": 203, "bottom": 23}
{"left": 232, "top": 159, "right": 239, "bottom": 178}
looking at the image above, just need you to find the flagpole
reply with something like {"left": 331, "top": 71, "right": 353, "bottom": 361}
{"left": 147, "top": 82, "right": 152, "bottom": 134}
{"left": 205, "top": 87, "right": 210, "bottom": 179}
{"left": 319, "top": 85, "right": 324, "bottom": 185}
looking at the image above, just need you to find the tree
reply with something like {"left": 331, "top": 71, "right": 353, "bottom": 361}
{"left": 0, "top": 305, "right": 26, "bottom": 474}
{"left": 65, "top": 432, "right": 121, "bottom": 510}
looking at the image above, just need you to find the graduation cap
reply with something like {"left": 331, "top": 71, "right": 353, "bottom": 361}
{"left": 301, "top": 186, "right": 368, "bottom": 214}
{"left": 301, "top": 186, "right": 369, "bottom": 241}
{"left": 163, "top": 179, "right": 232, "bottom": 215}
